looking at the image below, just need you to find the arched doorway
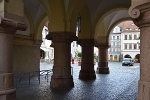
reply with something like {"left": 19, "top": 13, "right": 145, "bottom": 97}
{"left": 124, "top": 54, "right": 131, "bottom": 58}
{"left": 114, "top": 55, "right": 118, "bottom": 61}
{"left": 135, "top": 54, "right": 140, "bottom": 63}
{"left": 110, "top": 55, "right": 113, "bottom": 61}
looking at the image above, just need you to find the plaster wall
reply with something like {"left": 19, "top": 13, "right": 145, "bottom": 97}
{"left": 13, "top": 45, "right": 40, "bottom": 73}
{"left": 6, "top": 0, "right": 24, "bottom": 17}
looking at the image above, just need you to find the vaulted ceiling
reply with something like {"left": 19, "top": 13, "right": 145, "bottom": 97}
{"left": 22, "top": 0, "right": 131, "bottom": 42}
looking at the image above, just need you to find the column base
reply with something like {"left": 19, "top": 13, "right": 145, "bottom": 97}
{"left": 0, "top": 88, "right": 16, "bottom": 100}
{"left": 96, "top": 67, "right": 109, "bottom": 74}
{"left": 137, "top": 80, "right": 150, "bottom": 100}
{"left": 50, "top": 75, "right": 74, "bottom": 89}
{"left": 79, "top": 70, "right": 96, "bottom": 80}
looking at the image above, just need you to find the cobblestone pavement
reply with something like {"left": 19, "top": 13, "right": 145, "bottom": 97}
{"left": 15, "top": 62, "right": 140, "bottom": 100}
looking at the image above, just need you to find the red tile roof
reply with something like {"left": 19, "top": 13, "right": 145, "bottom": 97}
{"left": 117, "top": 21, "right": 140, "bottom": 32}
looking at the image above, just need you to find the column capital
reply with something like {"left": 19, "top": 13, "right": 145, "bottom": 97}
{"left": 0, "top": 12, "right": 27, "bottom": 31}
{"left": 77, "top": 39, "right": 94, "bottom": 46}
{"left": 129, "top": 2, "right": 150, "bottom": 28}
{"left": 94, "top": 41, "right": 110, "bottom": 49}
{"left": 46, "top": 32, "right": 78, "bottom": 42}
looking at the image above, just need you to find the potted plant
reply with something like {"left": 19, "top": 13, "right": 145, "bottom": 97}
{"left": 94, "top": 53, "right": 98, "bottom": 65}
{"left": 77, "top": 52, "right": 82, "bottom": 66}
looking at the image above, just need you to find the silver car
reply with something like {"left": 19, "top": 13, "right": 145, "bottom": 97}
{"left": 122, "top": 58, "right": 134, "bottom": 66}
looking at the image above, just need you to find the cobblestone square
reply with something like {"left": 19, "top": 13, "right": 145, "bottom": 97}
{"left": 15, "top": 62, "right": 140, "bottom": 100}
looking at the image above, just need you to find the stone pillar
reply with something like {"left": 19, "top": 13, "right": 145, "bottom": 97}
{"left": 129, "top": 2, "right": 150, "bottom": 100}
{"left": 78, "top": 39, "right": 96, "bottom": 80}
{"left": 46, "top": 32, "right": 77, "bottom": 89}
{"left": 0, "top": 13, "right": 27, "bottom": 100}
{"left": 95, "top": 42, "right": 110, "bottom": 74}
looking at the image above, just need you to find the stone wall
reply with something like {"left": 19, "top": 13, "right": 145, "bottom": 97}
{"left": 13, "top": 45, "right": 40, "bottom": 73}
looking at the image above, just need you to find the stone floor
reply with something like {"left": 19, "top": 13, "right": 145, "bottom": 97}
{"left": 15, "top": 62, "right": 140, "bottom": 100}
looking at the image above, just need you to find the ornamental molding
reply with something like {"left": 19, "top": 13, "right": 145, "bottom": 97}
{"left": 77, "top": 39, "right": 94, "bottom": 46}
{"left": 94, "top": 40, "right": 110, "bottom": 49}
{"left": 46, "top": 32, "right": 78, "bottom": 42}
{"left": 0, "top": 12, "right": 27, "bottom": 31}
{"left": 129, "top": 2, "right": 150, "bottom": 28}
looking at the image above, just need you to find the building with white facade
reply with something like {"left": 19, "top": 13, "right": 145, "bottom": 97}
{"left": 108, "top": 26, "right": 121, "bottom": 62}
{"left": 109, "top": 21, "right": 140, "bottom": 62}
{"left": 119, "top": 21, "right": 140, "bottom": 62}
{"left": 40, "top": 26, "right": 54, "bottom": 62}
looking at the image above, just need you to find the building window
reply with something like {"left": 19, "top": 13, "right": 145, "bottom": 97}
{"left": 117, "top": 42, "right": 119, "bottom": 46}
{"left": 113, "top": 42, "right": 115, "bottom": 46}
{"left": 134, "top": 35, "right": 137, "bottom": 40}
{"left": 129, "top": 44, "right": 132, "bottom": 49}
{"left": 76, "top": 43, "right": 78, "bottom": 47}
{"left": 124, "top": 44, "right": 127, "bottom": 49}
{"left": 134, "top": 44, "right": 137, "bottom": 49}
{"left": 73, "top": 42, "right": 75, "bottom": 47}
{"left": 116, "top": 49, "right": 118, "bottom": 52}
{"left": 124, "top": 35, "right": 127, "bottom": 40}
{"left": 117, "top": 36, "right": 119, "bottom": 39}
{"left": 126, "top": 28, "right": 132, "bottom": 30}
{"left": 113, "top": 48, "right": 115, "bottom": 52}
{"left": 131, "top": 23, "right": 135, "bottom": 25}
{"left": 129, "top": 35, "right": 132, "bottom": 40}
{"left": 113, "top": 36, "right": 115, "bottom": 39}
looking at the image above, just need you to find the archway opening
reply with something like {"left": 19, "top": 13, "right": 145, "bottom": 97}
{"left": 135, "top": 54, "right": 140, "bottom": 63}
{"left": 40, "top": 26, "right": 54, "bottom": 70}
{"left": 124, "top": 54, "right": 132, "bottom": 58}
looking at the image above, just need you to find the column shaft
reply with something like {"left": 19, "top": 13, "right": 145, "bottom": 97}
{"left": 129, "top": 2, "right": 150, "bottom": 100}
{"left": 95, "top": 42, "right": 110, "bottom": 74}
{"left": 78, "top": 39, "right": 96, "bottom": 80}
{"left": 0, "top": 30, "right": 16, "bottom": 100}
{"left": 46, "top": 32, "right": 77, "bottom": 89}
{"left": 97, "top": 48, "right": 109, "bottom": 74}
{"left": 0, "top": 12, "right": 27, "bottom": 100}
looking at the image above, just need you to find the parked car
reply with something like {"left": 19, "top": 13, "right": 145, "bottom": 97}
{"left": 122, "top": 58, "right": 134, "bottom": 66}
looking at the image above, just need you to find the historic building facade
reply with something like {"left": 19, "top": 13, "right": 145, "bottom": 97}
{"left": 108, "top": 32, "right": 121, "bottom": 62}
{"left": 0, "top": 0, "right": 149, "bottom": 100}
{"left": 119, "top": 21, "right": 140, "bottom": 62}
{"left": 109, "top": 21, "right": 140, "bottom": 62}
{"left": 40, "top": 26, "right": 54, "bottom": 62}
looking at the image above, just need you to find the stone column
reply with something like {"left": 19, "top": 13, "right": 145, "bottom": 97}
{"left": 0, "top": 13, "right": 27, "bottom": 100}
{"left": 78, "top": 39, "right": 96, "bottom": 80}
{"left": 129, "top": 2, "right": 150, "bottom": 100}
{"left": 95, "top": 42, "right": 110, "bottom": 74}
{"left": 46, "top": 32, "right": 77, "bottom": 89}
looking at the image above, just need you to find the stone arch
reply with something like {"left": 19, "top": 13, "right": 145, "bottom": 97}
{"left": 35, "top": 15, "right": 49, "bottom": 41}
{"left": 15, "top": 8, "right": 34, "bottom": 37}
{"left": 68, "top": 0, "right": 88, "bottom": 34}
{"left": 114, "top": 55, "right": 118, "bottom": 61}
{"left": 110, "top": 55, "right": 113, "bottom": 61}
{"left": 77, "top": 5, "right": 92, "bottom": 39}
{"left": 124, "top": 54, "right": 132, "bottom": 58}
{"left": 24, "top": 8, "right": 34, "bottom": 37}
{"left": 135, "top": 54, "right": 140, "bottom": 63}
{"left": 68, "top": 4, "right": 92, "bottom": 39}
{"left": 107, "top": 18, "right": 131, "bottom": 36}
{"left": 48, "top": 1, "right": 65, "bottom": 32}
{"left": 93, "top": 4, "right": 130, "bottom": 32}
{"left": 94, "top": 5, "right": 130, "bottom": 42}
